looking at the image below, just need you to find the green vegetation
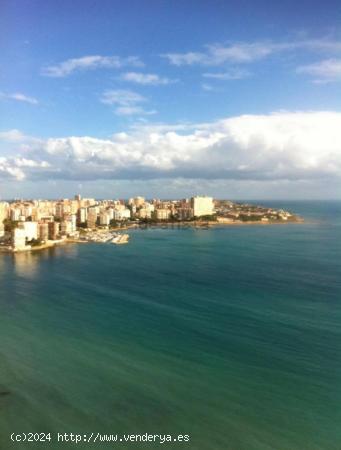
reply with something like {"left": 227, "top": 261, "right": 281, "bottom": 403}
{"left": 3, "top": 219, "right": 18, "bottom": 232}
{"left": 197, "top": 214, "right": 217, "bottom": 221}
{"left": 109, "top": 219, "right": 119, "bottom": 228}
{"left": 27, "top": 238, "right": 43, "bottom": 247}
{"left": 239, "top": 214, "right": 262, "bottom": 222}
{"left": 138, "top": 217, "right": 158, "bottom": 224}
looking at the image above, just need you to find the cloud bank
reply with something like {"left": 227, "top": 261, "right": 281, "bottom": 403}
{"left": 0, "top": 112, "right": 340, "bottom": 186}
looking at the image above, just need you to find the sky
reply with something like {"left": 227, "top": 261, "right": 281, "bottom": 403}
{"left": 0, "top": 0, "right": 340, "bottom": 200}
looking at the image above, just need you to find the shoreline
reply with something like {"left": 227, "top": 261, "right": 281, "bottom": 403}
{"left": 138, "top": 218, "right": 304, "bottom": 227}
{"left": 136, "top": 216, "right": 305, "bottom": 229}
{"left": 1, "top": 217, "right": 305, "bottom": 254}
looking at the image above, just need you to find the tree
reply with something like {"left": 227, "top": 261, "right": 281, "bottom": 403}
{"left": 27, "top": 238, "right": 42, "bottom": 247}
{"left": 3, "top": 219, "right": 18, "bottom": 232}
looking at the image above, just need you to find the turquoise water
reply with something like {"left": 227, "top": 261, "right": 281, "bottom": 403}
{"left": 0, "top": 201, "right": 340, "bottom": 449}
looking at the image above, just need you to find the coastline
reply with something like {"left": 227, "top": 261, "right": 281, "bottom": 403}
{"left": 1, "top": 217, "right": 305, "bottom": 254}
{"left": 137, "top": 216, "right": 304, "bottom": 228}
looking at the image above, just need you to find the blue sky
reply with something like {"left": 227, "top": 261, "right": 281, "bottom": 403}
{"left": 0, "top": 0, "right": 341, "bottom": 199}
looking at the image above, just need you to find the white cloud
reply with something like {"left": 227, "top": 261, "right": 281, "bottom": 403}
{"left": 13, "top": 158, "right": 50, "bottom": 168}
{"left": 0, "top": 130, "right": 43, "bottom": 157}
{"left": 0, "top": 164, "right": 26, "bottom": 180}
{"left": 41, "top": 55, "right": 143, "bottom": 77}
{"left": 203, "top": 68, "right": 251, "bottom": 80}
{"left": 163, "top": 51, "right": 207, "bottom": 66}
{"left": 114, "top": 106, "right": 145, "bottom": 116}
{"left": 205, "top": 42, "right": 277, "bottom": 64}
{"left": 0, "top": 129, "right": 28, "bottom": 142}
{"left": 115, "top": 106, "right": 157, "bottom": 116}
{"left": 0, "top": 92, "right": 38, "bottom": 105}
{"left": 100, "top": 89, "right": 146, "bottom": 106}
{"left": 201, "top": 83, "right": 214, "bottom": 91}
{"left": 100, "top": 89, "right": 156, "bottom": 116}
{"left": 0, "top": 154, "right": 49, "bottom": 181}
{"left": 303, "top": 38, "right": 341, "bottom": 53}
{"left": 162, "top": 37, "right": 341, "bottom": 66}
{"left": 163, "top": 42, "right": 285, "bottom": 66}
{"left": 121, "top": 72, "right": 177, "bottom": 85}
{"left": 1, "top": 112, "right": 340, "bottom": 185}
{"left": 297, "top": 59, "right": 341, "bottom": 83}
{"left": 0, "top": 157, "right": 26, "bottom": 180}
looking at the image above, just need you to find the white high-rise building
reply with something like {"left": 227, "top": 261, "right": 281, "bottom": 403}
{"left": 87, "top": 207, "right": 98, "bottom": 228}
{"left": 21, "top": 205, "right": 33, "bottom": 218}
{"left": 21, "top": 222, "right": 38, "bottom": 241}
{"left": 12, "top": 227, "right": 27, "bottom": 250}
{"left": 11, "top": 208, "right": 21, "bottom": 221}
{"left": 191, "top": 196, "right": 214, "bottom": 217}
{"left": 99, "top": 212, "right": 110, "bottom": 226}
{"left": 113, "top": 208, "right": 131, "bottom": 221}
{"left": 70, "top": 214, "right": 77, "bottom": 232}
{"left": 78, "top": 207, "right": 88, "bottom": 224}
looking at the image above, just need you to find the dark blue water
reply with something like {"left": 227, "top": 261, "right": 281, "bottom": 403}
{"left": 0, "top": 201, "right": 340, "bottom": 449}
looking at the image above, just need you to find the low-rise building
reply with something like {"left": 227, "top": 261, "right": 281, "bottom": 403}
{"left": 137, "top": 208, "right": 152, "bottom": 219}
{"left": 38, "top": 223, "right": 49, "bottom": 241}
{"left": 48, "top": 221, "right": 60, "bottom": 240}
{"left": 178, "top": 208, "right": 194, "bottom": 220}
{"left": 155, "top": 208, "right": 171, "bottom": 221}
{"left": 60, "top": 221, "right": 72, "bottom": 236}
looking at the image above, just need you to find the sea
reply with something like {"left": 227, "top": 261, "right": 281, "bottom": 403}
{"left": 0, "top": 201, "right": 340, "bottom": 450}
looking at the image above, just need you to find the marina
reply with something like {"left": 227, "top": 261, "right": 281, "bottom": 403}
{"left": 77, "top": 230, "right": 130, "bottom": 245}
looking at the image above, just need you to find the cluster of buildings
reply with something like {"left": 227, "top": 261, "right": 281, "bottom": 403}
{"left": 0, "top": 195, "right": 215, "bottom": 251}
{"left": 127, "top": 195, "right": 214, "bottom": 221}
{"left": 0, "top": 195, "right": 297, "bottom": 252}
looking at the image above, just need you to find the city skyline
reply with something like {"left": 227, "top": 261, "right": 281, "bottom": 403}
{"left": 1, "top": 194, "right": 299, "bottom": 252}
{"left": 1, "top": 0, "right": 341, "bottom": 199}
